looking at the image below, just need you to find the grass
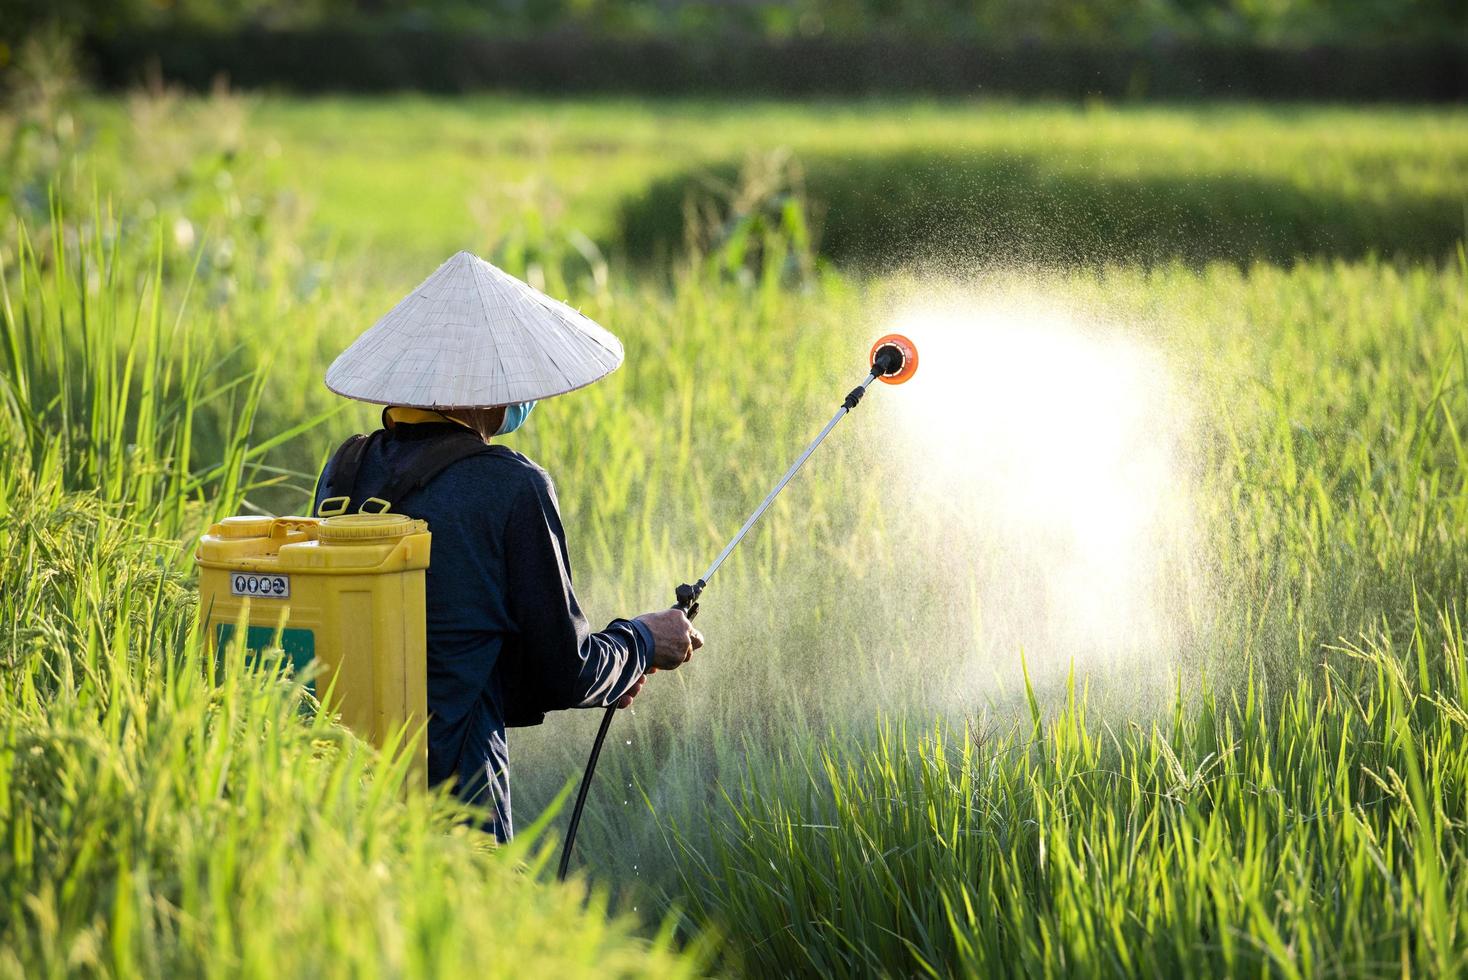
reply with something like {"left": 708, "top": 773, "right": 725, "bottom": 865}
{"left": 511, "top": 257, "right": 1468, "bottom": 975}
{"left": 0, "top": 216, "right": 703, "bottom": 978}
{"left": 20, "top": 96, "right": 1466, "bottom": 273}
{"left": 0, "top": 490, "right": 698, "bottom": 979}
{"left": 1, "top": 89, "right": 1467, "bottom": 976}
{"left": 683, "top": 623, "right": 1468, "bottom": 976}
{"left": 622, "top": 147, "right": 1468, "bottom": 266}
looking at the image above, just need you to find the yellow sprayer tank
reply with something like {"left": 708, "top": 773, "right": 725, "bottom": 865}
{"left": 196, "top": 514, "right": 430, "bottom": 784}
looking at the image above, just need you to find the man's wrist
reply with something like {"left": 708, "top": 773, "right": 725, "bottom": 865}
{"left": 629, "top": 619, "right": 655, "bottom": 668}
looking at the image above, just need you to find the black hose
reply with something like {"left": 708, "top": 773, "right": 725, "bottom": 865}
{"left": 558, "top": 590, "right": 702, "bottom": 882}
{"left": 558, "top": 703, "right": 617, "bottom": 882}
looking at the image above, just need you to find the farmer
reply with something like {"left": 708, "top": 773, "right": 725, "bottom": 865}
{"left": 314, "top": 250, "right": 702, "bottom": 840}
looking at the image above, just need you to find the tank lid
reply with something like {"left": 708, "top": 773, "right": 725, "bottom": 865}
{"left": 318, "top": 513, "right": 427, "bottom": 542}
{"left": 214, "top": 516, "right": 274, "bottom": 539}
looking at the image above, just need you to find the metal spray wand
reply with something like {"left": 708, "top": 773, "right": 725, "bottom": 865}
{"left": 557, "top": 334, "right": 919, "bottom": 882}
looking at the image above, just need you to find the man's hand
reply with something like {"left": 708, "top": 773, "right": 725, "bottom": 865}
{"left": 617, "top": 609, "right": 703, "bottom": 708}
{"left": 635, "top": 608, "right": 704, "bottom": 672}
{"left": 607, "top": 607, "right": 698, "bottom": 707}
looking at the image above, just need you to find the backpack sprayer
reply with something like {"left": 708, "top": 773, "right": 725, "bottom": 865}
{"left": 556, "top": 332, "right": 919, "bottom": 881}
{"left": 196, "top": 512, "right": 433, "bottom": 781}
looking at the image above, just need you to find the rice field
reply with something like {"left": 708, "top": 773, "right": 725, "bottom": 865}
{"left": 1, "top": 91, "right": 1466, "bottom": 977}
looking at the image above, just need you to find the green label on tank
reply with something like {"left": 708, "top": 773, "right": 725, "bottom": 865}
{"left": 215, "top": 624, "right": 318, "bottom": 694}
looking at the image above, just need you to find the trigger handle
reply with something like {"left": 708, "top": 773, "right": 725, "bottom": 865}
{"left": 674, "top": 579, "right": 706, "bottom": 620}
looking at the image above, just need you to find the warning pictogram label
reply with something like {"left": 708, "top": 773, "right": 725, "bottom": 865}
{"left": 230, "top": 573, "right": 291, "bottom": 599}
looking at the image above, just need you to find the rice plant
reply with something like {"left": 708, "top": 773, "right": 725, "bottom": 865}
{"left": 0, "top": 209, "right": 704, "bottom": 979}
{"left": 2, "top": 93, "right": 1465, "bottom": 977}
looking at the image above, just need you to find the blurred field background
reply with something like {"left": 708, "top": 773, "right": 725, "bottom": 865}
{"left": 2, "top": 10, "right": 1468, "bottom": 979}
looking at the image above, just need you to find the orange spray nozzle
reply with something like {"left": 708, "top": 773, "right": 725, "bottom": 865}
{"left": 870, "top": 333, "right": 919, "bottom": 385}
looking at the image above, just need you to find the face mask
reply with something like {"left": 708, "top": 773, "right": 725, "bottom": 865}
{"left": 495, "top": 401, "right": 536, "bottom": 436}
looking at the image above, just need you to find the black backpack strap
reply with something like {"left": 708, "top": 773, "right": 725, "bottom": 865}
{"left": 317, "top": 429, "right": 492, "bottom": 517}
{"left": 366, "top": 432, "right": 493, "bottom": 513}
{"left": 317, "top": 433, "right": 376, "bottom": 517}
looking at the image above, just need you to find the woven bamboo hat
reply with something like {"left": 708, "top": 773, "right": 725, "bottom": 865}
{"left": 325, "top": 251, "right": 624, "bottom": 408}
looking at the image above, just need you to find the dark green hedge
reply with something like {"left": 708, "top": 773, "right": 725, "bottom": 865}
{"left": 85, "top": 31, "right": 1467, "bottom": 100}
{"left": 617, "top": 153, "right": 1468, "bottom": 268}
{"left": 21, "top": 0, "right": 1466, "bottom": 49}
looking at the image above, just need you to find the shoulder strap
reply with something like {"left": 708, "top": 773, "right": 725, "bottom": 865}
{"left": 318, "top": 429, "right": 494, "bottom": 516}
{"left": 373, "top": 432, "right": 494, "bottom": 510}
{"left": 317, "top": 433, "right": 376, "bottom": 517}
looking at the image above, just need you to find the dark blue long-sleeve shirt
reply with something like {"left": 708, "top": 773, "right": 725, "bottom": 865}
{"left": 313, "top": 415, "right": 652, "bottom": 839}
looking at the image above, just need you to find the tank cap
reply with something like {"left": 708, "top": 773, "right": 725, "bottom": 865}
{"left": 318, "top": 513, "right": 427, "bottom": 543}
{"left": 214, "top": 516, "right": 275, "bottom": 539}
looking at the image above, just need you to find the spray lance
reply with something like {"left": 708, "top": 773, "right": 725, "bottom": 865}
{"left": 557, "top": 333, "right": 920, "bottom": 881}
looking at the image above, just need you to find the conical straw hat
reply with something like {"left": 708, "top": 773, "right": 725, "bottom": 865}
{"left": 325, "top": 251, "right": 624, "bottom": 408}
